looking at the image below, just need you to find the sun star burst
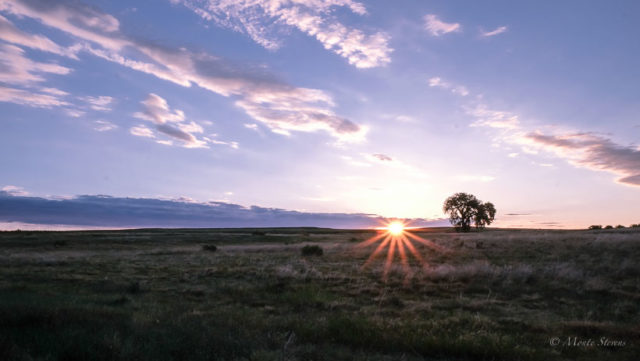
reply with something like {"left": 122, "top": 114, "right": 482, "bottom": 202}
{"left": 356, "top": 220, "right": 447, "bottom": 283}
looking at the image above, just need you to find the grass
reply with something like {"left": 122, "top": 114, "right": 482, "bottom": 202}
{"left": 0, "top": 227, "right": 639, "bottom": 360}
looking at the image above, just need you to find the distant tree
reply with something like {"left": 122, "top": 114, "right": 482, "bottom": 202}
{"left": 604, "top": 225, "right": 614, "bottom": 229}
{"left": 631, "top": 224, "right": 640, "bottom": 228}
{"left": 474, "top": 202, "right": 496, "bottom": 230}
{"left": 588, "top": 225, "right": 602, "bottom": 230}
{"left": 443, "top": 193, "right": 496, "bottom": 232}
{"left": 616, "top": 225, "right": 625, "bottom": 229}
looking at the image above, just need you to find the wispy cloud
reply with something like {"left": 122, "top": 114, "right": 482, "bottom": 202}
{"left": 0, "top": 13, "right": 78, "bottom": 58}
{"left": 93, "top": 120, "right": 117, "bottom": 132}
{"left": 467, "top": 104, "right": 519, "bottom": 129}
{"left": 0, "top": 191, "right": 447, "bottom": 229}
{"left": 130, "top": 125, "right": 155, "bottom": 138}
{"left": 523, "top": 132, "right": 640, "bottom": 186}
{"left": 371, "top": 153, "right": 393, "bottom": 162}
{"left": 133, "top": 93, "right": 208, "bottom": 148}
{"left": 468, "top": 101, "right": 640, "bottom": 187}
{"left": 174, "top": 0, "right": 392, "bottom": 68}
{"left": 0, "top": 0, "right": 365, "bottom": 141}
{"left": 79, "top": 95, "right": 114, "bottom": 112}
{"left": 243, "top": 123, "right": 259, "bottom": 131}
{"left": 424, "top": 14, "right": 461, "bottom": 36}
{"left": 344, "top": 153, "right": 430, "bottom": 179}
{"left": 0, "top": 43, "right": 71, "bottom": 85}
{"left": 0, "top": 85, "right": 68, "bottom": 108}
{"left": 480, "top": 25, "right": 508, "bottom": 37}
{"left": 428, "top": 76, "right": 469, "bottom": 96}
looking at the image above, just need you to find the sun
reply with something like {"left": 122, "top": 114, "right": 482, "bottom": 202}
{"left": 387, "top": 221, "right": 405, "bottom": 236}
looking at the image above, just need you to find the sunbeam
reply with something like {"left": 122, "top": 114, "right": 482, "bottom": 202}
{"left": 357, "top": 220, "right": 447, "bottom": 282}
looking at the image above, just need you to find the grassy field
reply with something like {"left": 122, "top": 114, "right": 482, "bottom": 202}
{"left": 1, "top": 227, "right": 639, "bottom": 360}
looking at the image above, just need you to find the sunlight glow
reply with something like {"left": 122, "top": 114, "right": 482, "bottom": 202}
{"left": 357, "top": 220, "right": 448, "bottom": 283}
{"left": 387, "top": 221, "right": 405, "bottom": 235}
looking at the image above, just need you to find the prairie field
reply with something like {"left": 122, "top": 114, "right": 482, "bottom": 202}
{"left": 1, "top": 227, "right": 639, "bottom": 360}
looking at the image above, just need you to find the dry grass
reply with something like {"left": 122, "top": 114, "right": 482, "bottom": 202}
{"left": 0, "top": 227, "right": 639, "bottom": 360}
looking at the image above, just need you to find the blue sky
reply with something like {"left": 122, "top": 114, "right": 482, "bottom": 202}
{"left": 1, "top": 0, "right": 639, "bottom": 229}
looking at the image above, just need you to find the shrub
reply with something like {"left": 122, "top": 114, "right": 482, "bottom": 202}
{"left": 301, "top": 245, "right": 323, "bottom": 257}
{"left": 202, "top": 244, "right": 217, "bottom": 252}
{"left": 604, "top": 225, "right": 613, "bottom": 229}
{"left": 126, "top": 281, "right": 141, "bottom": 294}
{"left": 251, "top": 231, "right": 266, "bottom": 236}
{"left": 588, "top": 225, "right": 602, "bottom": 230}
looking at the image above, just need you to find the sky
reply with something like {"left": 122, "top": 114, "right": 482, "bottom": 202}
{"left": 1, "top": 0, "right": 639, "bottom": 229}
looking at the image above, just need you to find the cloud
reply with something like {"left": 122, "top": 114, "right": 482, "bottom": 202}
{"left": 93, "top": 120, "right": 117, "bottom": 131}
{"left": 424, "top": 14, "right": 461, "bottom": 36}
{"left": 204, "top": 136, "right": 239, "bottom": 149}
{"left": 0, "top": 0, "right": 123, "bottom": 49}
{"left": 467, "top": 104, "right": 519, "bottom": 129}
{"left": 0, "top": 0, "right": 364, "bottom": 141}
{"left": 428, "top": 76, "right": 469, "bottom": 96}
{"left": 79, "top": 95, "right": 114, "bottom": 111}
{"left": 133, "top": 93, "right": 208, "bottom": 148}
{"left": 0, "top": 85, "right": 68, "bottom": 107}
{"left": 392, "top": 115, "right": 415, "bottom": 123}
{"left": 524, "top": 132, "right": 640, "bottom": 186}
{"left": 481, "top": 25, "right": 508, "bottom": 37}
{"left": 372, "top": 153, "right": 392, "bottom": 161}
{"left": 468, "top": 102, "right": 640, "bottom": 187}
{"left": 65, "top": 108, "right": 85, "bottom": 117}
{"left": 244, "top": 123, "right": 259, "bottom": 131}
{"left": 0, "top": 43, "right": 71, "bottom": 85}
{"left": 0, "top": 13, "right": 77, "bottom": 58}
{"left": 1, "top": 185, "right": 28, "bottom": 196}
{"left": 130, "top": 125, "right": 154, "bottom": 138}
{"left": 174, "top": 0, "right": 392, "bottom": 68}
{"left": 40, "top": 87, "right": 68, "bottom": 96}
{"left": 0, "top": 191, "right": 447, "bottom": 229}
{"left": 350, "top": 153, "right": 430, "bottom": 179}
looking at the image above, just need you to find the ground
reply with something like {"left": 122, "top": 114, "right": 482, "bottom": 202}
{"left": 0, "top": 227, "right": 639, "bottom": 360}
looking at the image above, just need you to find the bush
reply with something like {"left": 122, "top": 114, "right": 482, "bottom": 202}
{"left": 588, "top": 225, "right": 602, "bottom": 230}
{"left": 126, "top": 281, "right": 141, "bottom": 294}
{"left": 301, "top": 245, "right": 323, "bottom": 257}
{"left": 604, "top": 225, "right": 613, "bottom": 229}
{"left": 251, "top": 231, "right": 266, "bottom": 236}
{"left": 202, "top": 244, "right": 217, "bottom": 252}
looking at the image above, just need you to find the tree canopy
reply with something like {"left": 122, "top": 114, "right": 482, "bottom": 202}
{"left": 443, "top": 193, "right": 496, "bottom": 232}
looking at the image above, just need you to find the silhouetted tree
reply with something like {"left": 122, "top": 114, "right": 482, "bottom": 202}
{"left": 474, "top": 202, "right": 496, "bottom": 230}
{"left": 443, "top": 193, "right": 496, "bottom": 232}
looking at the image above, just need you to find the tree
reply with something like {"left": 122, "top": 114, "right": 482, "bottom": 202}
{"left": 474, "top": 202, "right": 496, "bottom": 230}
{"left": 443, "top": 192, "right": 496, "bottom": 232}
